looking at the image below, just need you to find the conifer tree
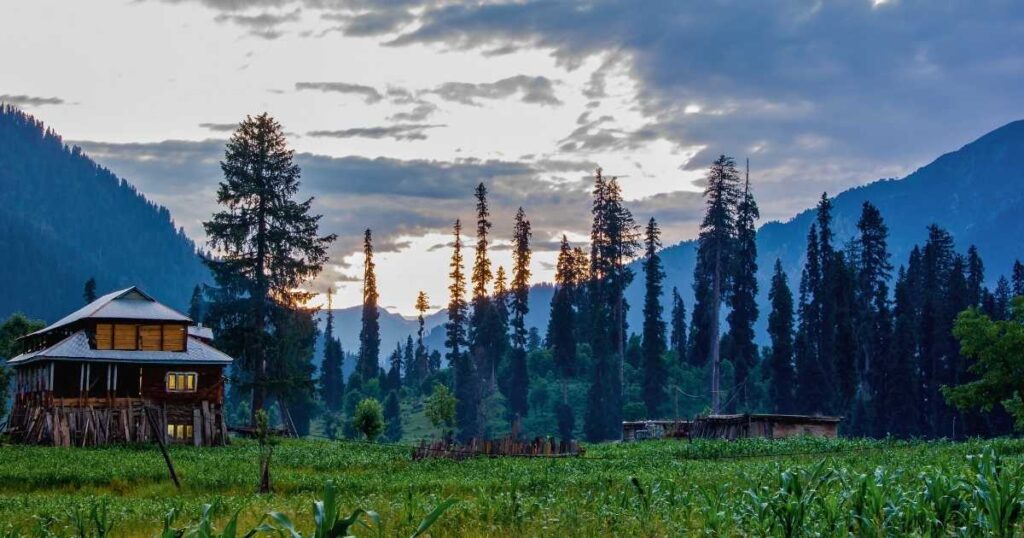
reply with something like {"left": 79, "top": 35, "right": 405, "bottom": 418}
{"left": 204, "top": 113, "right": 335, "bottom": 421}
{"left": 401, "top": 335, "right": 415, "bottom": 386}
{"left": 918, "top": 225, "right": 959, "bottom": 436}
{"left": 767, "top": 260, "right": 795, "bottom": 413}
{"left": 469, "top": 183, "right": 503, "bottom": 401}
{"left": 814, "top": 194, "right": 840, "bottom": 413}
{"left": 357, "top": 229, "right": 381, "bottom": 381}
{"left": 669, "top": 288, "right": 687, "bottom": 364}
{"left": 83, "top": 277, "right": 97, "bottom": 304}
{"left": 641, "top": 218, "right": 667, "bottom": 418}
{"left": 882, "top": 266, "right": 921, "bottom": 438}
{"left": 446, "top": 220, "right": 478, "bottom": 441}
{"left": 966, "top": 246, "right": 986, "bottom": 307}
{"left": 795, "top": 223, "right": 829, "bottom": 414}
{"left": 584, "top": 169, "right": 637, "bottom": 440}
{"left": 384, "top": 390, "right": 402, "bottom": 442}
{"left": 413, "top": 291, "right": 431, "bottom": 385}
{"left": 852, "top": 202, "right": 892, "bottom": 435}
{"left": 507, "top": 207, "right": 532, "bottom": 423}
{"left": 833, "top": 252, "right": 858, "bottom": 414}
{"left": 1013, "top": 260, "right": 1024, "bottom": 298}
{"left": 725, "top": 162, "right": 759, "bottom": 411}
{"left": 319, "top": 289, "right": 345, "bottom": 413}
{"left": 549, "top": 236, "right": 577, "bottom": 439}
{"left": 992, "top": 276, "right": 1012, "bottom": 320}
{"left": 690, "top": 156, "right": 741, "bottom": 413}
{"left": 387, "top": 342, "right": 402, "bottom": 393}
{"left": 188, "top": 284, "right": 204, "bottom": 324}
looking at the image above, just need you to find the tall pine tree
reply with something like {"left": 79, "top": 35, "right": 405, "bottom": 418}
{"left": 669, "top": 288, "right": 687, "bottom": 363}
{"left": 319, "top": 289, "right": 345, "bottom": 413}
{"left": 725, "top": 162, "right": 758, "bottom": 411}
{"left": 852, "top": 202, "right": 892, "bottom": 435}
{"left": 507, "top": 208, "right": 532, "bottom": 424}
{"left": 549, "top": 235, "right": 577, "bottom": 439}
{"left": 690, "top": 156, "right": 740, "bottom": 413}
{"left": 357, "top": 229, "right": 381, "bottom": 381}
{"left": 767, "top": 260, "right": 795, "bottom": 413}
{"left": 640, "top": 218, "right": 667, "bottom": 418}
{"left": 203, "top": 113, "right": 335, "bottom": 422}
{"left": 584, "top": 169, "right": 637, "bottom": 440}
{"left": 446, "top": 220, "right": 478, "bottom": 441}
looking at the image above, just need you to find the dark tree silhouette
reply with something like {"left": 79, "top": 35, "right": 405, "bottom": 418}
{"left": 767, "top": 260, "right": 795, "bottom": 413}
{"left": 357, "top": 229, "right": 381, "bottom": 381}
{"left": 203, "top": 113, "right": 335, "bottom": 422}
{"left": 640, "top": 218, "right": 667, "bottom": 418}
{"left": 691, "top": 156, "right": 740, "bottom": 413}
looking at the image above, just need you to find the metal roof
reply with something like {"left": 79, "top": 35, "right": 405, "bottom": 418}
{"left": 8, "top": 331, "right": 233, "bottom": 366}
{"left": 26, "top": 286, "right": 191, "bottom": 338}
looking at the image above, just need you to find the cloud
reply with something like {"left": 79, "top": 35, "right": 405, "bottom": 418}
{"left": 388, "top": 102, "right": 438, "bottom": 122}
{"left": 380, "top": 0, "right": 1024, "bottom": 207}
{"left": 431, "top": 75, "right": 561, "bottom": 106}
{"left": 320, "top": 9, "right": 414, "bottom": 37}
{"left": 213, "top": 7, "right": 301, "bottom": 39}
{"left": 198, "top": 122, "right": 238, "bottom": 132}
{"left": 306, "top": 123, "right": 444, "bottom": 141}
{"left": 0, "top": 94, "right": 65, "bottom": 107}
{"left": 294, "top": 81, "right": 384, "bottom": 103}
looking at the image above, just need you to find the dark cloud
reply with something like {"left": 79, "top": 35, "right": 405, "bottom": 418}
{"left": 431, "top": 75, "right": 561, "bottom": 106}
{"left": 306, "top": 123, "right": 444, "bottom": 141}
{"left": 320, "top": 9, "right": 414, "bottom": 37}
{"left": 0, "top": 95, "right": 65, "bottom": 107}
{"left": 213, "top": 7, "right": 301, "bottom": 39}
{"left": 381, "top": 0, "right": 1024, "bottom": 210}
{"left": 198, "top": 122, "right": 238, "bottom": 132}
{"left": 388, "top": 102, "right": 438, "bottom": 122}
{"left": 295, "top": 81, "right": 383, "bottom": 103}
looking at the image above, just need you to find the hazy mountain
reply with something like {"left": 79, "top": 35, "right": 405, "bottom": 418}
{"left": 624, "top": 119, "right": 1024, "bottom": 342}
{"left": 0, "top": 106, "right": 210, "bottom": 323}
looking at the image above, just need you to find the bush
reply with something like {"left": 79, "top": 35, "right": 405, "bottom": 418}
{"left": 353, "top": 398, "right": 385, "bottom": 442}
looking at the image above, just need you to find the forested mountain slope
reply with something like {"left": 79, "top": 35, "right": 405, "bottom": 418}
{"left": 0, "top": 106, "right": 209, "bottom": 323}
{"left": 625, "top": 119, "right": 1024, "bottom": 341}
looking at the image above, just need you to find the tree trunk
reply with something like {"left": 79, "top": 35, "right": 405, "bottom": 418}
{"left": 251, "top": 166, "right": 269, "bottom": 426}
{"left": 711, "top": 239, "right": 722, "bottom": 415}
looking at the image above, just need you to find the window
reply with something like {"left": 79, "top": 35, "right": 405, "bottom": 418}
{"left": 162, "top": 325, "right": 186, "bottom": 351}
{"left": 167, "top": 423, "right": 193, "bottom": 440}
{"left": 113, "top": 324, "right": 138, "bottom": 350}
{"left": 95, "top": 324, "right": 113, "bottom": 349}
{"left": 166, "top": 372, "right": 197, "bottom": 392}
{"left": 94, "top": 324, "right": 186, "bottom": 351}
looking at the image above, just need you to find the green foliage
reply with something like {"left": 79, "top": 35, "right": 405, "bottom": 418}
{"left": 2, "top": 438, "right": 1024, "bottom": 535}
{"left": 424, "top": 383, "right": 456, "bottom": 438}
{"left": 944, "top": 298, "right": 1024, "bottom": 430}
{"left": 0, "top": 313, "right": 45, "bottom": 419}
{"left": 353, "top": 398, "right": 385, "bottom": 442}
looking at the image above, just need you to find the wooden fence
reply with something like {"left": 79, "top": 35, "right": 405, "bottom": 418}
{"left": 412, "top": 436, "right": 583, "bottom": 460}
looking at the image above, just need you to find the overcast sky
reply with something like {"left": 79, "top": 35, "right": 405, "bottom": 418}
{"left": 4, "top": 0, "right": 1022, "bottom": 314}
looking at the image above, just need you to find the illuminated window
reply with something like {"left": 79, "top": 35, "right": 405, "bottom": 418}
{"left": 165, "top": 372, "right": 197, "bottom": 392}
{"left": 166, "top": 423, "right": 193, "bottom": 440}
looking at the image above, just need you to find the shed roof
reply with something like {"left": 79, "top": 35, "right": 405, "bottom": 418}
{"left": 703, "top": 413, "right": 842, "bottom": 424}
{"left": 8, "top": 331, "right": 233, "bottom": 366}
{"left": 26, "top": 287, "right": 191, "bottom": 338}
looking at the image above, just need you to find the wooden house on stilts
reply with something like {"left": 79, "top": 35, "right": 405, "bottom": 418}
{"left": 5, "top": 287, "right": 233, "bottom": 446}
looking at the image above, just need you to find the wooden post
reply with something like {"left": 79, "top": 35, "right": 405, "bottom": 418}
{"left": 145, "top": 407, "right": 181, "bottom": 489}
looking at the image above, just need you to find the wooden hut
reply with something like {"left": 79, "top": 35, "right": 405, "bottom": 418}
{"left": 5, "top": 287, "right": 233, "bottom": 446}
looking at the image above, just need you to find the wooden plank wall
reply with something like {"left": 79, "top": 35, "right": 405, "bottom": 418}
{"left": 6, "top": 400, "right": 229, "bottom": 447}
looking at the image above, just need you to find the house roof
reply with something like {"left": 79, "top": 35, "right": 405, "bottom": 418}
{"left": 7, "top": 331, "right": 233, "bottom": 366}
{"left": 26, "top": 286, "right": 191, "bottom": 338}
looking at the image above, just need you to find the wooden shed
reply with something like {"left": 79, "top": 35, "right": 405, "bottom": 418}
{"left": 5, "top": 287, "right": 233, "bottom": 446}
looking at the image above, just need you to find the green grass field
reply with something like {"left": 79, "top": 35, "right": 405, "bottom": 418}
{"left": 1, "top": 436, "right": 1023, "bottom": 536}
